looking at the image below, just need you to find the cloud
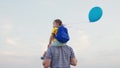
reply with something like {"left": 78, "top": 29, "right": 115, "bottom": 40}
{"left": 68, "top": 29, "right": 120, "bottom": 68}
{"left": 0, "top": 49, "right": 37, "bottom": 65}
{"left": 69, "top": 30, "right": 91, "bottom": 51}
{"left": 5, "top": 38, "right": 16, "bottom": 46}
{"left": 0, "top": 18, "right": 13, "bottom": 36}
{"left": 0, "top": 51, "right": 15, "bottom": 56}
{"left": 79, "top": 32, "right": 90, "bottom": 47}
{"left": 40, "top": 0, "right": 56, "bottom": 8}
{"left": 0, "top": 51, "right": 34, "bottom": 65}
{"left": 0, "top": 50, "right": 35, "bottom": 57}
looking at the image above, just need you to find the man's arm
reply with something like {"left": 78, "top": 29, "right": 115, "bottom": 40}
{"left": 70, "top": 58, "right": 77, "bottom": 66}
{"left": 70, "top": 47, "right": 77, "bottom": 66}
{"left": 43, "top": 47, "right": 52, "bottom": 68}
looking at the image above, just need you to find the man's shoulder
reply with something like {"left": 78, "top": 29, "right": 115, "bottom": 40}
{"left": 49, "top": 45, "right": 73, "bottom": 50}
{"left": 64, "top": 45, "right": 73, "bottom": 50}
{"left": 50, "top": 45, "right": 71, "bottom": 48}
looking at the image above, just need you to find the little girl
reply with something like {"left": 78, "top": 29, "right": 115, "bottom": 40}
{"left": 41, "top": 19, "right": 69, "bottom": 59}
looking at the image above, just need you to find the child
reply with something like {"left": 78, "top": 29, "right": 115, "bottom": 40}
{"left": 48, "top": 19, "right": 67, "bottom": 47}
{"left": 41, "top": 19, "right": 69, "bottom": 59}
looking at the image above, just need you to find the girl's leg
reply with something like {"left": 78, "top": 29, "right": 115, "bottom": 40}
{"left": 51, "top": 40, "right": 66, "bottom": 46}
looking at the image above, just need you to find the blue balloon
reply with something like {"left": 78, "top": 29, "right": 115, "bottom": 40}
{"left": 89, "top": 6, "right": 103, "bottom": 22}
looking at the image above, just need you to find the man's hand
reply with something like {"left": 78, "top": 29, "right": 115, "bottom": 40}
{"left": 43, "top": 59, "right": 51, "bottom": 68}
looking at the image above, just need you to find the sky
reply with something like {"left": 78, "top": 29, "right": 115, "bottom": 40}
{"left": 0, "top": 0, "right": 120, "bottom": 68}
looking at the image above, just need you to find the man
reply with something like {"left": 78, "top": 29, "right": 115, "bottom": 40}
{"left": 43, "top": 45, "right": 77, "bottom": 68}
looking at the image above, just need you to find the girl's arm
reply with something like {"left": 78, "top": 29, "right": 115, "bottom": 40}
{"left": 48, "top": 33, "right": 55, "bottom": 48}
{"left": 48, "top": 27, "right": 57, "bottom": 48}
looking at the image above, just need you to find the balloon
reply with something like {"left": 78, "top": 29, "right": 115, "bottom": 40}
{"left": 89, "top": 6, "right": 103, "bottom": 22}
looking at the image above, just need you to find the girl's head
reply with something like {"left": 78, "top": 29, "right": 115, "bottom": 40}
{"left": 53, "top": 19, "right": 62, "bottom": 27}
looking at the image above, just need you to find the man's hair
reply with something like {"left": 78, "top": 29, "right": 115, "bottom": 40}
{"left": 54, "top": 19, "right": 62, "bottom": 26}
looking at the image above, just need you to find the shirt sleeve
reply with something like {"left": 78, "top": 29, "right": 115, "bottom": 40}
{"left": 45, "top": 47, "right": 52, "bottom": 59}
{"left": 52, "top": 27, "right": 58, "bottom": 35}
{"left": 70, "top": 47, "right": 75, "bottom": 59}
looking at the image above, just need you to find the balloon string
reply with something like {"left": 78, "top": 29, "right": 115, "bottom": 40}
{"left": 63, "top": 21, "right": 91, "bottom": 31}
{"left": 64, "top": 21, "right": 90, "bottom": 27}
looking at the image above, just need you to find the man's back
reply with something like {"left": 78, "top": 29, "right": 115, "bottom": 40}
{"left": 45, "top": 45, "right": 75, "bottom": 68}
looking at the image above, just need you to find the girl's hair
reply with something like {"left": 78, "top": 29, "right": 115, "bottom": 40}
{"left": 54, "top": 19, "right": 62, "bottom": 26}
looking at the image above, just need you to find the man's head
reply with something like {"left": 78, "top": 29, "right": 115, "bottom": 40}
{"left": 53, "top": 19, "right": 62, "bottom": 27}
